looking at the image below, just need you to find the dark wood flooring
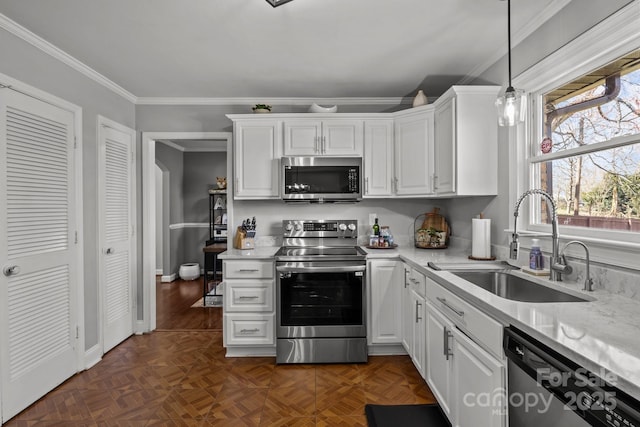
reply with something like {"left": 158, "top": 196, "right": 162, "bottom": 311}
{"left": 4, "top": 276, "right": 437, "bottom": 426}
{"left": 156, "top": 276, "right": 222, "bottom": 330}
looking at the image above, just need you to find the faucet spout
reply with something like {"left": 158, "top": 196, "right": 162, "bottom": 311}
{"left": 512, "top": 189, "right": 561, "bottom": 281}
{"left": 554, "top": 240, "right": 593, "bottom": 291}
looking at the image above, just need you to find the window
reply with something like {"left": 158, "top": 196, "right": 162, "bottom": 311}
{"left": 532, "top": 51, "right": 640, "bottom": 233}
{"left": 511, "top": 2, "right": 640, "bottom": 268}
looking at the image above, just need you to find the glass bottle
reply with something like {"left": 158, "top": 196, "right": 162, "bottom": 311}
{"left": 372, "top": 218, "right": 380, "bottom": 236}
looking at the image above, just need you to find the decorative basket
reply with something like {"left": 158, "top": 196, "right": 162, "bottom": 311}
{"left": 414, "top": 208, "right": 450, "bottom": 249}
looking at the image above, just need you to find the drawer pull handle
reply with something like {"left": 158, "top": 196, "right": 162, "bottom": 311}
{"left": 238, "top": 269, "right": 260, "bottom": 272}
{"left": 436, "top": 297, "right": 464, "bottom": 318}
{"left": 240, "top": 328, "right": 260, "bottom": 333}
{"left": 239, "top": 296, "right": 259, "bottom": 300}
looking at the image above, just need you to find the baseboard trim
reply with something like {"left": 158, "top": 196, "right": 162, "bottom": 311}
{"left": 155, "top": 269, "right": 163, "bottom": 275}
{"left": 367, "top": 344, "right": 408, "bottom": 356}
{"left": 135, "top": 320, "right": 147, "bottom": 335}
{"left": 161, "top": 273, "right": 176, "bottom": 282}
{"left": 224, "top": 347, "right": 277, "bottom": 358}
{"left": 84, "top": 343, "right": 102, "bottom": 370}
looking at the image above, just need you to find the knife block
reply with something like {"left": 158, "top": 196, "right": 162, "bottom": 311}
{"left": 233, "top": 227, "right": 255, "bottom": 250}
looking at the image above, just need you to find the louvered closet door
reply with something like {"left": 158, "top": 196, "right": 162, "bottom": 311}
{"left": 99, "top": 122, "right": 134, "bottom": 352}
{"left": 0, "top": 88, "right": 78, "bottom": 422}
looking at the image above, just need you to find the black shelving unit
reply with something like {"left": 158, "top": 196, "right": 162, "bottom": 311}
{"left": 207, "top": 190, "right": 227, "bottom": 245}
{"left": 203, "top": 190, "right": 227, "bottom": 306}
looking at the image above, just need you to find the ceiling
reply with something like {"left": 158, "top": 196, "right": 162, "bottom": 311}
{"left": 0, "top": 0, "right": 569, "bottom": 104}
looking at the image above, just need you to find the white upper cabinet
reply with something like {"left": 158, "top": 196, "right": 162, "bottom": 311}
{"left": 394, "top": 106, "right": 434, "bottom": 196}
{"left": 363, "top": 120, "right": 394, "bottom": 197}
{"left": 283, "top": 119, "right": 364, "bottom": 156}
{"left": 433, "top": 86, "right": 500, "bottom": 196}
{"left": 231, "top": 119, "right": 282, "bottom": 199}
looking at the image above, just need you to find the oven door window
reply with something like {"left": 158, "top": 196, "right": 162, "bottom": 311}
{"left": 280, "top": 271, "right": 363, "bottom": 326}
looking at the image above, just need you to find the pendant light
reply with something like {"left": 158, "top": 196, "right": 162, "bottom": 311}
{"left": 266, "top": 0, "right": 295, "bottom": 7}
{"left": 496, "top": 0, "right": 525, "bottom": 126}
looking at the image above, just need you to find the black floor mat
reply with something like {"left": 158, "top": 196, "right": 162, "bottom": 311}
{"left": 364, "top": 403, "right": 450, "bottom": 427}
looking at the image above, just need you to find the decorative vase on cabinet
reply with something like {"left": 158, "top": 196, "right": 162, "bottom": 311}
{"left": 413, "top": 89, "right": 427, "bottom": 107}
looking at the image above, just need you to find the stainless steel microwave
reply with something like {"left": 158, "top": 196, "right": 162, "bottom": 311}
{"left": 281, "top": 157, "right": 362, "bottom": 202}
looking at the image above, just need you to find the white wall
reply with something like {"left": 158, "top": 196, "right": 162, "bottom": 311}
{"left": 0, "top": 27, "right": 136, "bottom": 350}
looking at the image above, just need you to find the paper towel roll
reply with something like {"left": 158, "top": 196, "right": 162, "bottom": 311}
{"left": 471, "top": 218, "right": 491, "bottom": 259}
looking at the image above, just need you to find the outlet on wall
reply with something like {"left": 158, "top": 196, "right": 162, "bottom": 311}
{"left": 369, "top": 213, "right": 377, "bottom": 226}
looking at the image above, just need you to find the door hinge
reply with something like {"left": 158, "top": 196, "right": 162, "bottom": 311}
{"left": 76, "top": 326, "right": 79, "bottom": 339}
{"left": 74, "top": 136, "right": 77, "bottom": 149}
{"left": 131, "top": 224, "right": 135, "bottom": 236}
{"left": 75, "top": 231, "right": 78, "bottom": 244}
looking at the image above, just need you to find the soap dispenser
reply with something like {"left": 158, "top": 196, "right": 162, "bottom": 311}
{"left": 529, "top": 239, "right": 543, "bottom": 270}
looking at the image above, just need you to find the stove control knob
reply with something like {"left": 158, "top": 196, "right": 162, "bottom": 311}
{"left": 348, "top": 223, "right": 357, "bottom": 232}
{"left": 338, "top": 223, "right": 347, "bottom": 231}
{"left": 294, "top": 223, "right": 303, "bottom": 231}
{"left": 284, "top": 222, "right": 294, "bottom": 231}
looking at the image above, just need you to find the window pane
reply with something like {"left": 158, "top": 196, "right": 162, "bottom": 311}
{"left": 536, "top": 143, "right": 640, "bottom": 232}
{"left": 542, "top": 57, "right": 640, "bottom": 155}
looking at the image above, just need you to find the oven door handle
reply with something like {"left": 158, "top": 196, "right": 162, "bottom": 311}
{"left": 276, "top": 265, "right": 366, "bottom": 273}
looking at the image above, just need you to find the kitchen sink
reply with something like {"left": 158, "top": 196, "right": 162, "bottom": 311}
{"left": 451, "top": 270, "right": 592, "bottom": 303}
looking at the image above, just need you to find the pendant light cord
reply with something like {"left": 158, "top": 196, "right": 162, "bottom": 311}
{"left": 507, "top": 0, "right": 513, "bottom": 91}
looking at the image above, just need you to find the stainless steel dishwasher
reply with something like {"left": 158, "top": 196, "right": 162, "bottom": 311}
{"left": 504, "top": 327, "right": 640, "bottom": 427}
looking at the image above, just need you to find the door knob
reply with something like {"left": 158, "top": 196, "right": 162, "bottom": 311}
{"left": 106, "top": 247, "right": 115, "bottom": 254}
{"left": 3, "top": 265, "right": 19, "bottom": 276}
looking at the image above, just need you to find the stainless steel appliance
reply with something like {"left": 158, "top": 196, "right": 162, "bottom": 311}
{"left": 281, "top": 157, "right": 362, "bottom": 202}
{"left": 504, "top": 327, "right": 640, "bottom": 426}
{"left": 274, "top": 219, "right": 367, "bottom": 364}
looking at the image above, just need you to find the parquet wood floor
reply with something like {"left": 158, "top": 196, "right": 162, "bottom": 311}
{"left": 5, "top": 277, "right": 438, "bottom": 426}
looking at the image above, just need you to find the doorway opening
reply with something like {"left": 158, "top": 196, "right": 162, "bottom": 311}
{"left": 142, "top": 132, "right": 233, "bottom": 332}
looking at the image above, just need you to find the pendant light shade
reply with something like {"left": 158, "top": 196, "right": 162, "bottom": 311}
{"left": 496, "top": 87, "right": 526, "bottom": 126}
{"left": 266, "top": 0, "right": 295, "bottom": 7}
{"left": 496, "top": 0, "right": 525, "bottom": 126}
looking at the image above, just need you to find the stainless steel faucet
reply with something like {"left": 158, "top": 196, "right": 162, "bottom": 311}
{"left": 552, "top": 240, "right": 594, "bottom": 291}
{"left": 511, "top": 189, "right": 562, "bottom": 281}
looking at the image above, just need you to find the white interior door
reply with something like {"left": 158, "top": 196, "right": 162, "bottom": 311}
{"left": 99, "top": 117, "right": 135, "bottom": 353}
{"left": 0, "top": 88, "right": 79, "bottom": 421}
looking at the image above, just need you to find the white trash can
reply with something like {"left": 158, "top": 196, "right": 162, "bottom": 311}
{"left": 178, "top": 263, "right": 200, "bottom": 281}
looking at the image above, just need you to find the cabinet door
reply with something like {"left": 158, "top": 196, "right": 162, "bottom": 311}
{"left": 368, "top": 260, "right": 403, "bottom": 345}
{"left": 234, "top": 120, "right": 281, "bottom": 198}
{"left": 452, "top": 328, "right": 505, "bottom": 427}
{"left": 394, "top": 109, "right": 434, "bottom": 195}
{"left": 401, "top": 266, "right": 412, "bottom": 353}
{"left": 321, "top": 120, "right": 364, "bottom": 156}
{"left": 426, "top": 303, "right": 453, "bottom": 420}
{"left": 363, "top": 120, "right": 394, "bottom": 197}
{"left": 410, "top": 289, "right": 427, "bottom": 378}
{"left": 434, "top": 96, "right": 456, "bottom": 194}
{"left": 283, "top": 120, "right": 322, "bottom": 155}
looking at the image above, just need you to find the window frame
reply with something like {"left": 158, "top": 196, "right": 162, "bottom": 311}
{"left": 510, "top": 1, "right": 640, "bottom": 270}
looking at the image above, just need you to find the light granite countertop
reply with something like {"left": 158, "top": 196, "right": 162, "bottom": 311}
{"left": 219, "top": 244, "right": 640, "bottom": 401}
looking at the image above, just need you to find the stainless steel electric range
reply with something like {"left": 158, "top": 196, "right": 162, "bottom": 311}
{"left": 274, "top": 219, "right": 368, "bottom": 364}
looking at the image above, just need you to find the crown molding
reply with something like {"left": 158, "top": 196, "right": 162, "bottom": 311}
{"left": 0, "top": 13, "right": 138, "bottom": 103}
{"left": 457, "top": 0, "right": 572, "bottom": 85}
{"left": 135, "top": 96, "right": 409, "bottom": 106}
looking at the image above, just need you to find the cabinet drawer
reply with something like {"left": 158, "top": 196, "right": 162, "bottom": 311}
{"left": 224, "top": 313, "right": 275, "bottom": 346}
{"left": 224, "top": 280, "right": 274, "bottom": 312}
{"left": 410, "top": 268, "right": 426, "bottom": 297}
{"left": 426, "top": 277, "right": 503, "bottom": 358}
{"left": 223, "top": 260, "right": 274, "bottom": 279}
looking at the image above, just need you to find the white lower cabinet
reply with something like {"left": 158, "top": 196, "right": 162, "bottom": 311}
{"left": 425, "top": 276, "right": 506, "bottom": 427}
{"left": 402, "top": 265, "right": 427, "bottom": 377}
{"left": 452, "top": 326, "right": 505, "bottom": 427}
{"left": 223, "top": 260, "right": 276, "bottom": 353}
{"left": 367, "top": 259, "right": 403, "bottom": 346}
